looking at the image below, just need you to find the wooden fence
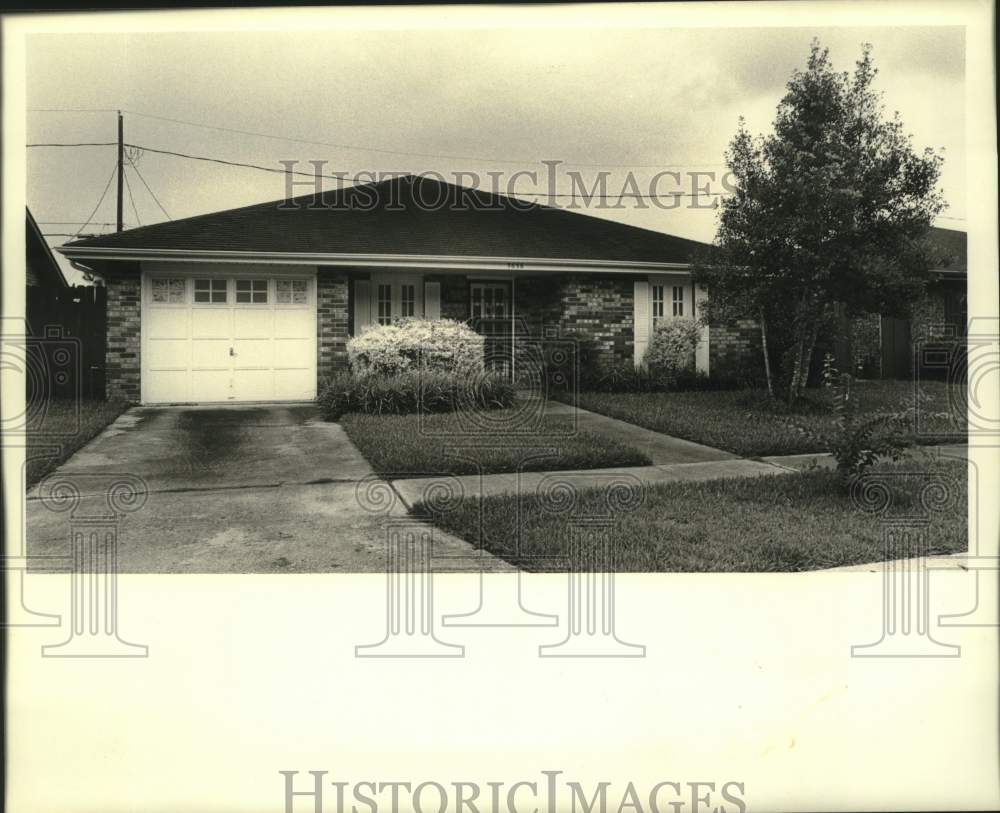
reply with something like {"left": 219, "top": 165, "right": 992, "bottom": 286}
{"left": 25, "top": 284, "right": 107, "bottom": 400}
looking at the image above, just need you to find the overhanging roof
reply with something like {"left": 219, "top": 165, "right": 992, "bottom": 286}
{"left": 58, "top": 174, "right": 709, "bottom": 269}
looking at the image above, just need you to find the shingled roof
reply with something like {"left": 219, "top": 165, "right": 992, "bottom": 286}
{"left": 927, "top": 226, "right": 967, "bottom": 274}
{"left": 60, "top": 174, "right": 709, "bottom": 265}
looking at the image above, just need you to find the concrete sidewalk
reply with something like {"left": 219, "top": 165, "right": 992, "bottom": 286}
{"left": 541, "top": 399, "right": 738, "bottom": 465}
{"left": 392, "top": 458, "right": 790, "bottom": 509}
{"left": 391, "top": 442, "right": 971, "bottom": 509}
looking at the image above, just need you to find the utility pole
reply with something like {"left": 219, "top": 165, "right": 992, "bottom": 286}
{"left": 116, "top": 110, "right": 124, "bottom": 233}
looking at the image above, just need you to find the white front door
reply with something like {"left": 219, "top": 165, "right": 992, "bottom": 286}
{"left": 142, "top": 270, "right": 317, "bottom": 404}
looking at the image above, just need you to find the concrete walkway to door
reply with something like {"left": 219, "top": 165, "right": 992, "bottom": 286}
{"left": 25, "top": 404, "right": 514, "bottom": 573}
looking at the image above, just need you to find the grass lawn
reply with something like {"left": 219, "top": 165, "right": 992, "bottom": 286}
{"left": 25, "top": 399, "right": 130, "bottom": 487}
{"left": 340, "top": 410, "right": 651, "bottom": 476}
{"left": 416, "top": 459, "right": 967, "bottom": 572}
{"left": 560, "top": 381, "right": 966, "bottom": 458}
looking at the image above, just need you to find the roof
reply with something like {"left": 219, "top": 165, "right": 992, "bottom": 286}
{"left": 26, "top": 208, "right": 69, "bottom": 288}
{"left": 927, "top": 226, "right": 966, "bottom": 275}
{"left": 59, "top": 174, "right": 708, "bottom": 266}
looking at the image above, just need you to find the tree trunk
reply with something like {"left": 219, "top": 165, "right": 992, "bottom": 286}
{"left": 788, "top": 317, "right": 822, "bottom": 403}
{"left": 759, "top": 308, "right": 774, "bottom": 398}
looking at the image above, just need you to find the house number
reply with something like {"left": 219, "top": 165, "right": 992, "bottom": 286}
{"left": 507, "top": 262, "right": 524, "bottom": 270}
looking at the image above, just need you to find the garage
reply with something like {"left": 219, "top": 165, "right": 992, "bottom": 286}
{"left": 141, "top": 265, "right": 317, "bottom": 404}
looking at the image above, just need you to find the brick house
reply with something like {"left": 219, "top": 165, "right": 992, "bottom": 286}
{"left": 839, "top": 226, "right": 967, "bottom": 380}
{"left": 57, "top": 175, "right": 964, "bottom": 403}
{"left": 58, "top": 175, "right": 721, "bottom": 404}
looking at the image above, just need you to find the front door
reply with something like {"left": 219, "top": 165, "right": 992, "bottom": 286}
{"left": 470, "top": 282, "right": 512, "bottom": 376}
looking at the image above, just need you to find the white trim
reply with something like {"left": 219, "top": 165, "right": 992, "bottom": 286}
{"left": 60, "top": 246, "right": 693, "bottom": 274}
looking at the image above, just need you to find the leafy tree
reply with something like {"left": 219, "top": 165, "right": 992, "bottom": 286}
{"left": 695, "top": 40, "right": 946, "bottom": 402}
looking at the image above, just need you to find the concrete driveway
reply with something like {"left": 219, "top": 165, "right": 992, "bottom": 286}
{"left": 26, "top": 404, "right": 513, "bottom": 573}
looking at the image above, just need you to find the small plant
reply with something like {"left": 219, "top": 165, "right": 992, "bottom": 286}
{"left": 784, "top": 354, "right": 914, "bottom": 483}
{"left": 644, "top": 320, "right": 702, "bottom": 381}
{"left": 318, "top": 369, "right": 515, "bottom": 420}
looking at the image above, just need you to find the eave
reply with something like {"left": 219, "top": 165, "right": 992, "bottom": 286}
{"left": 56, "top": 246, "right": 693, "bottom": 275}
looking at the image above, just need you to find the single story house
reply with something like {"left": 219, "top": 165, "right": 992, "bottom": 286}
{"left": 841, "top": 226, "right": 967, "bottom": 380}
{"left": 58, "top": 175, "right": 966, "bottom": 403}
{"left": 58, "top": 174, "right": 727, "bottom": 404}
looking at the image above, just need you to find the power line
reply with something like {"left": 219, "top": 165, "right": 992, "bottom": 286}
{"left": 124, "top": 143, "right": 355, "bottom": 182}
{"left": 38, "top": 221, "right": 131, "bottom": 226}
{"left": 74, "top": 161, "right": 119, "bottom": 238}
{"left": 27, "top": 142, "right": 117, "bottom": 148}
{"left": 28, "top": 107, "right": 119, "bottom": 113}
{"left": 123, "top": 165, "right": 142, "bottom": 227}
{"left": 118, "top": 108, "right": 725, "bottom": 169}
{"left": 126, "top": 155, "right": 172, "bottom": 220}
{"left": 118, "top": 143, "right": 727, "bottom": 200}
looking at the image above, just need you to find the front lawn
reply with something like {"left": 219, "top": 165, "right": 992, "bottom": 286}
{"left": 25, "top": 399, "right": 130, "bottom": 487}
{"left": 560, "top": 381, "right": 965, "bottom": 458}
{"left": 340, "top": 410, "right": 651, "bottom": 476}
{"left": 416, "top": 459, "right": 967, "bottom": 572}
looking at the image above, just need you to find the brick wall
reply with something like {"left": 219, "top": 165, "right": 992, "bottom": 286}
{"left": 316, "top": 270, "right": 350, "bottom": 386}
{"left": 910, "top": 288, "right": 948, "bottom": 344}
{"left": 708, "top": 318, "right": 762, "bottom": 381}
{"left": 849, "top": 313, "right": 882, "bottom": 376}
{"left": 104, "top": 267, "right": 142, "bottom": 402}
{"left": 557, "top": 275, "right": 635, "bottom": 367}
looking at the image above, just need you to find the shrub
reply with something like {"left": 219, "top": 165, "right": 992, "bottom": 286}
{"left": 347, "top": 318, "right": 484, "bottom": 376}
{"left": 644, "top": 320, "right": 702, "bottom": 380}
{"left": 782, "top": 355, "right": 913, "bottom": 483}
{"left": 318, "top": 369, "right": 515, "bottom": 420}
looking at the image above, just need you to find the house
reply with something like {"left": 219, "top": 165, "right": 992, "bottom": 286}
{"left": 58, "top": 174, "right": 720, "bottom": 404}
{"left": 57, "top": 175, "right": 965, "bottom": 403}
{"left": 846, "top": 226, "right": 967, "bottom": 380}
{"left": 26, "top": 207, "right": 69, "bottom": 289}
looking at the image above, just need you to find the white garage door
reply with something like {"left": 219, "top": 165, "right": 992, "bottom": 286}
{"left": 142, "top": 270, "right": 317, "bottom": 404}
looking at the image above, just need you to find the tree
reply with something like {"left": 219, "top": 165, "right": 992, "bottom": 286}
{"left": 695, "top": 40, "right": 946, "bottom": 402}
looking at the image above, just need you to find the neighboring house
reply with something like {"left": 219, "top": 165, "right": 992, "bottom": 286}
{"left": 58, "top": 175, "right": 716, "bottom": 404}
{"left": 26, "top": 207, "right": 69, "bottom": 289}
{"left": 845, "top": 226, "right": 967, "bottom": 379}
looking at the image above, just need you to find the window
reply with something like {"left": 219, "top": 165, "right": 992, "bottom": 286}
{"left": 377, "top": 284, "right": 392, "bottom": 325}
{"left": 651, "top": 285, "right": 665, "bottom": 325}
{"left": 672, "top": 286, "right": 684, "bottom": 317}
{"left": 151, "top": 277, "right": 185, "bottom": 304}
{"left": 400, "top": 284, "right": 415, "bottom": 318}
{"left": 276, "top": 279, "right": 308, "bottom": 305}
{"left": 194, "top": 278, "right": 227, "bottom": 303}
{"left": 236, "top": 279, "right": 268, "bottom": 304}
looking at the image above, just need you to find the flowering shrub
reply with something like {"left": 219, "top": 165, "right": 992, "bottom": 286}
{"left": 644, "top": 320, "right": 702, "bottom": 380}
{"left": 347, "top": 318, "right": 484, "bottom": 376}
{"left": 318, "top": 369, "right": 515, "bottom": 420}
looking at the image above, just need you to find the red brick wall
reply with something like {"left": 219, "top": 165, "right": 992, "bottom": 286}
{"left": 557, "top": 275, "right": 636, "bottom": 367}
{"left": 708, "top": 318, "right": 761, "bottom": 379}
{"left": 316, "top": 270, "right": 350, "bottom": 385}
{"left": 104, "top": 267, "right": 141, "bottom": 402}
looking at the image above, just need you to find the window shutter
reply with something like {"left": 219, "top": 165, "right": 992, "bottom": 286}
{"left": 424, "top": 281, "right": 441, "bottom": 320}
{"left": 354, "top": 280, "right": 371, "bottom": 334}
{"left": 634, "top": 280, "right": 651, "bottom": 367}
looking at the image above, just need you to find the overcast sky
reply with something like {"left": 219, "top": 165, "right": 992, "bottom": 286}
{"left": 26, "top": 22, "right": 965, "bottom": 283}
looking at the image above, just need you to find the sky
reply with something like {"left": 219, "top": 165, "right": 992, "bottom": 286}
{"left": 25, "top": 20, "right": 965, "bottom": 283}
